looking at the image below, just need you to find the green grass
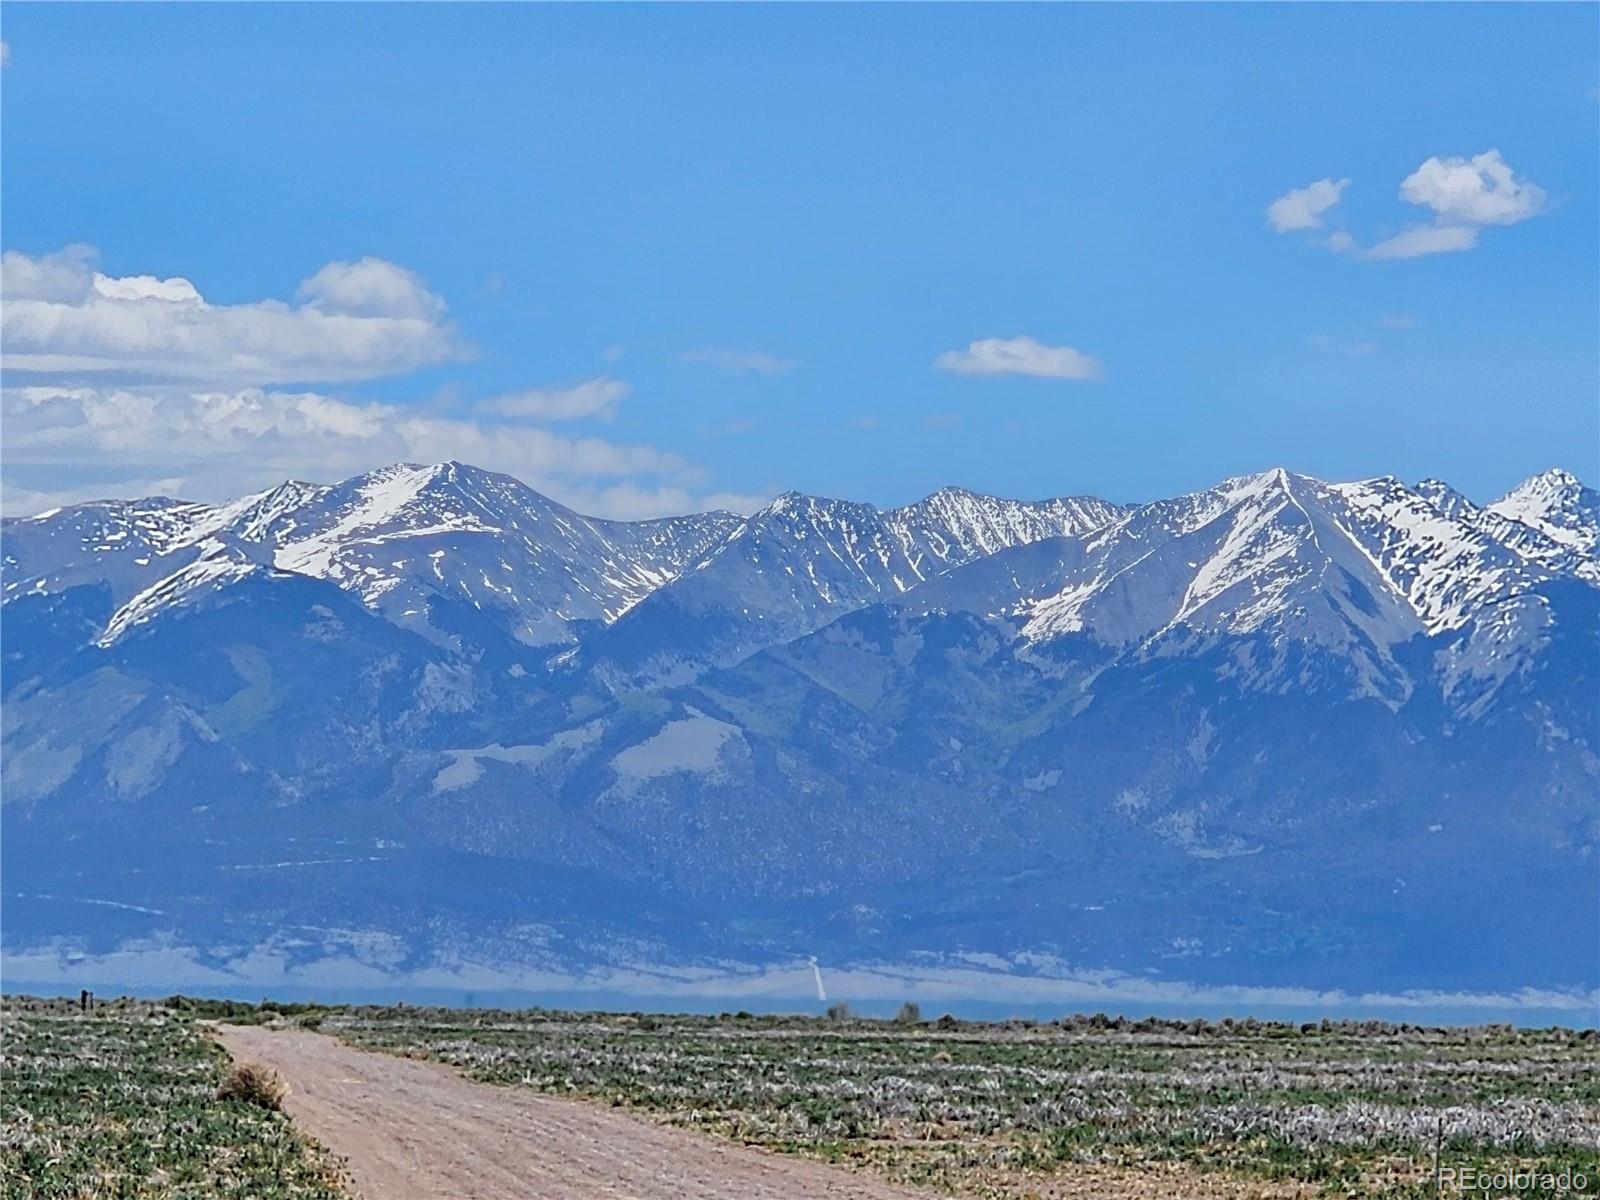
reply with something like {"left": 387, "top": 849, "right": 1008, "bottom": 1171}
{"left": 0, "top": 999, "right": 346, "bottom": 1200}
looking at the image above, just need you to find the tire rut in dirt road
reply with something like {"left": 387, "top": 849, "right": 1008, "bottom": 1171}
{"left": 212, "top": 1024, "right": 930, "bottom": 1200}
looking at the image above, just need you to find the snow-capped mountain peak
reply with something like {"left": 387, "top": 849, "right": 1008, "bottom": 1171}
{"left": 6, "top": 463, "right": 1594, "bottom": 684}
{"left": 906, "top": 467, "right": 1588, "bottom": 706}
{"left": 1489, "top": 467, "right": 1600, "bottom": 558}
{"left": 5, "top": 462, "right": 741, "bottom": 651}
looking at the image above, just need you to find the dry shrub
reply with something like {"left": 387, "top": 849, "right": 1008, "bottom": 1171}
{"left": 216, "top": 1061, "right": 288, "bottom": 1110}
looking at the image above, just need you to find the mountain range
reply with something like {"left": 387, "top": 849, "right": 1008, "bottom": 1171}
{"left": 3, "top": 461, "right": 1596, "bottom": 1011}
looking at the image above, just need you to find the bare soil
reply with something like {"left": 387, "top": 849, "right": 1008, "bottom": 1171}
{"left": 211, "top": 1023, "right": 930, "bottom": 1200}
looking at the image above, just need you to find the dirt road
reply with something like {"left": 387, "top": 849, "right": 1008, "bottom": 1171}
{"left": 212, "top": 1024, "right": 927, "bottom": 1200}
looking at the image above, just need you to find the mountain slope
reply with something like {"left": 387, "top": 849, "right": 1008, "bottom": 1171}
{"left": 2, "top": 462, "right": 1594, "bottom": 1004}
{"left": 580, "top": 486, "right": 1126, "bottom": 684}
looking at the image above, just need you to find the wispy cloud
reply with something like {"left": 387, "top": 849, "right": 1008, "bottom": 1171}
{"left": 1379, "top": 313, "right": 1419, "bottom": 330}
{"left": 0, "top": 246, "right": 464, "bottom": 385}
{"left": 935, "top": 336, "right": 1102, "bottom": 381}
{"left": 1311, "top": 335, "right": 1379, "bottom": 358}
{"left": 680, "top": 347, "right": 796, "bottom": 375}
{"left": 1266, "top": 178, "right": 1349, "bottom": 232}
{"left": 1360, "top": 224, "right": 1481, "bottom": 261}
{"left": 485, "top": 376, "right": 628, "bottom": 421}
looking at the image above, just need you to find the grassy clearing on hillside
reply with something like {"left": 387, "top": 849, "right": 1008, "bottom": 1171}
{"left": 0, "top": 998, "right": 346, "bottom": 1200}
{"left": 327, "top": 1006, "right": 1600, "bottom": 1199}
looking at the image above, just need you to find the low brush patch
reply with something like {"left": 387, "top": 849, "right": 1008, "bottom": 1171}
{"left": 217, "top": 1060, "right": 289, "bottom": 1111}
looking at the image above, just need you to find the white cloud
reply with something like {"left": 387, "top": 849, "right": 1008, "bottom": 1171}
{"left": 1, "top": 246, "right": 463, "bottom": 385}
{"left": 1398, "top": 150, "right": 1545, "bottom": 227}
{"left": 1359, "top": 224, "right": 1480, "bottom": 262}
{"left": 1, "top": 244, "right": 98, "bottom": 301}
{"left": 296, "top": 257, "right": 446, "bottom": 321}
{"left": 0, "top": 475, "right": 194, "bottom": 519}
{"left": 1266, "top": 177, "right": 1349, "bottom": 232}
{"left": 680, "top": 347, "right": 796, "bottom": 375}
{"left": 1352, "top": 151, "right": 1545, "bottom": 261}
{"left": 0, "top": 40, "right": 10, "bottom": 68}
{"left": 1380, "top": 313, "right": 1418, "bottom": 330}
{"left": 485, "top": 376, "right": 627, "bottom": 422}
{"left": 0, "top": 248, "right": 765, "bottom": 520}
{"left": 934, "top": 336, "right": 1102, "bottom": 381}
{"left": 1280, "top": 151, "right": 1548, "bottom": 262}
{"left": 0, "top": 385, "right": 736, "bottom": 519}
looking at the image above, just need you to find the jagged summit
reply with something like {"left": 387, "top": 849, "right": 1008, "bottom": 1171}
{"left": 1489, "top": 467, "right": 1600, "bottom": 558}
{"left": 5, "top": 461, "right": 1594, "bottom": 658}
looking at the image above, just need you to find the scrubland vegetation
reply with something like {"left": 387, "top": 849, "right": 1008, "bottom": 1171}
{"left": 2, "top": 995, "right": 1595, "bottom": 1198}
{"left": 327, "top": 1004, "right": 1600, "bottom": 1198}
{"left": 0, "top": 997, "right": 343, "bottom": 1199}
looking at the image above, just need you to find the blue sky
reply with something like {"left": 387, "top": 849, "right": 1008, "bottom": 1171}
{"left": 2, "top": 4, "right": 1595, "bottom": 517}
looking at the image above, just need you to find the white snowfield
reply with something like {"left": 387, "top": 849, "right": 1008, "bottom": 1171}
{"left": 3, "top": 462, "right": 1595, "bottom": 679}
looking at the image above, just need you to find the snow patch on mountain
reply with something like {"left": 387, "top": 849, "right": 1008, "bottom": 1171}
{"left": 611, "top": 712, "right": 741, "bottom": 781}
{"left": 98, "top": 537, "right": 281, "bottom": 646}
{"left": 434, "top": 724, "right": 603, "bottom": 793}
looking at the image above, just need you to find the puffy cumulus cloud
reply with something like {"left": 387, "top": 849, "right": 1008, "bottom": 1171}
{"left": 1398, "top": 150, "right": 1546, "bottom": 228}
{"left": 1351, "top": 149, "right": 1547, "bottom": 261}
{"left": 0, "top": 385, "right": 748, "bottom": 521}
{"left": 485, "top": 376, "right": 628, "bottom": 421}
{"left": 679, "top": 347, "right": 797, "bottom": 375}
{"left": 1, "top": 246, "right": 463, "bottom": 385}
{"left": 935, "top": 335, "right": 1102, "bottom": 381}
{"left": 1266, "top": 177, "right": 1349, "bottom": 233}
{"left": 296, "top": 257, "right": 446, "bottom": 321}
{"left": 1, "top": 244, "right": 99, "bottom": 302}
